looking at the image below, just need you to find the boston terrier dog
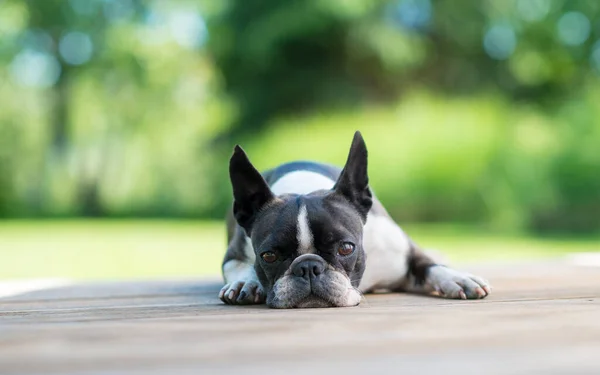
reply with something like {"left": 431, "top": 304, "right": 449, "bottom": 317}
{"left": 220, "top": 131, "right": 491, "bottom": 308}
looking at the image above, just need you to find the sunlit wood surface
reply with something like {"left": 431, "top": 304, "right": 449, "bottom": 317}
{"left": 1, "top": 260, "right": 599, "bottom": 375}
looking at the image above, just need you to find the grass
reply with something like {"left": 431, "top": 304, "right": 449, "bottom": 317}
{"left": 0, "top": 220, "right": 598, "bottom": 280}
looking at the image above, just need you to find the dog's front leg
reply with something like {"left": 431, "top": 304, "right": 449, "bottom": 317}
{"left": 404, "top": 243, "right": 491, "bottom": 299}
{"left": 219, "top": 259, "right": 265, "bottom": 305}
{"left": 219, "top": 222, "right": 266, "bottom": 305}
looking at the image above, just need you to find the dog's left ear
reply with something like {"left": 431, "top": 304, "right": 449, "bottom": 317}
{"left": 333, "top": 131, "right": 373, "bottom": 221}
{"left": 229, "top": 145, "right": 275, "bottom": 235}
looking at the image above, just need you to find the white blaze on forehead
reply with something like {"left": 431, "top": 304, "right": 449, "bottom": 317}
{"left": 296, "top": 204, "right": 314, "bottom": 254}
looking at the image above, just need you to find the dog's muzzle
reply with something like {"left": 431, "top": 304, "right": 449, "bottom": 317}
{"left": 267, "top": 254, "right": 362, "bottom": 308}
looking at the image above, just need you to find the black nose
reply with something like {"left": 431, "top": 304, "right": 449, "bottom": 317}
{"left": 292, "top": 259, "right": 325, "bottom": 280}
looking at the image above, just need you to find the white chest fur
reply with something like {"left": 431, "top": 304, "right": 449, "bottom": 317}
{"left": 359, "top": 213, "right": 411, "bottom": 292}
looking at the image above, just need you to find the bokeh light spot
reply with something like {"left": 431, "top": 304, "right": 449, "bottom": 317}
{"left": 21, "top": 29, "right": 55, "bottom": 52}
{"left": 0, "top": 1, "right": 29, "bottom": 36}
{"left": 168, "top": 10, "right": 208, "bottom": 49}
{"left": 59, "top": 31, "right": 94, "bottom": 66}
{"left": 483, "top": 25, "right": 517, "bottom": 60}
{"left": 516, "top": 0, "right": 551, "bottom": 22}
{"left": 388, "top": 0, "right": 432, "bottom": 31}
{"left": 10, "top": 49, "right": 62, "bottom": 88}
{"left": 557, "top": 12, "right": 590, "bottom": 46}
{"left": 103, "top": 0, "right": 135, "bottom": 22}
{"left": 509, "top": 50, "right": 551, "bottom": 85}
{"left": 138, "top": 10, "right": 170, "bottom": 46}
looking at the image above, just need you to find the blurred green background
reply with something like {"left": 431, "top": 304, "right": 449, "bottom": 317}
{"left": 1, "top": 0, "right": 599, "bottom": 280}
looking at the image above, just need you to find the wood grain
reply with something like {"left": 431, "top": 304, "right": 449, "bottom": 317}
{"left": 1, "top": 261, "right": 599, "bottom": 375}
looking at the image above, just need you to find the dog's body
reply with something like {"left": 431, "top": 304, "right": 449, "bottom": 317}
{"left": 220, "top": 132, "right": 490, "bottom": 308}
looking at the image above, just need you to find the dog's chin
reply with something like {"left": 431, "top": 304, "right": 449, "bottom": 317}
{"left": 266, "top": 270, "right": 363, "bottom": 309}
{"left": 268, "top": 291, "right": 361, "bottom": 309}
{"left": 294, "top": 296, "right": 335, "bottom": 309}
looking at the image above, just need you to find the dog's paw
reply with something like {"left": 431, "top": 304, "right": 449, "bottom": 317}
{"left": 428, "top": 266, "right": 491, "bottom": 299}
{"left": 219, "top": 279, "right": 266, "bottom": 305}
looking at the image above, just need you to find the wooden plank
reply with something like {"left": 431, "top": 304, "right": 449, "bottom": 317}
{"left": 0, "top": 260, "right": 599, "bottom": 375}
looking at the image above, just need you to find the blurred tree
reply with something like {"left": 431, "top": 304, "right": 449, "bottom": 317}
{"left": 211, "top": 0, "right": 600, "bottom": 138}
{"left": 16, "top": 0, "right": 147, "bottom": 216}
{"left": 209, "top": 0, "right": 405, "bottom": 142}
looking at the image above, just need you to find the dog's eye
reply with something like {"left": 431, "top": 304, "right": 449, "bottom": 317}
{"left": 261, "top": 251, "right": 278, "bottom": 263}
{"left": 338, "top": 242, "right": 355, "bottom": 256}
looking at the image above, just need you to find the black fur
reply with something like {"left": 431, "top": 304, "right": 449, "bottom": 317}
{"left": 332, "top": 131, "right": 373, "bottom": 222}
{"left": 229, "top": 145, "right": 275, "bottom": 235}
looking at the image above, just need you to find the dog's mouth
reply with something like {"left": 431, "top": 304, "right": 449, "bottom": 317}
{"left": 266, "top": 271, "right": 362, "bottom": 309}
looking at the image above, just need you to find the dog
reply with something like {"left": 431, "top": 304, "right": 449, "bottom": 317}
{"left": 219, "top": 131, "right": 491, "bottom": 308}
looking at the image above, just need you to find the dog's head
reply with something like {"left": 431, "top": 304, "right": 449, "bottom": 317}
{"left": 229, "top": 131, "right": 372, "bottom": 308}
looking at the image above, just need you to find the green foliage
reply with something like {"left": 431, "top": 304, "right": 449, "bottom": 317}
{"left": 212, "top": 0, "right": 600, "bottom": 136}
{"left": 0, "top": 0, "right": 231, "bottom": 218}
{"left": 1, "top": 0, "right": 599, "bottom": 234}
{"left": 531, "top": 94, "right": 600, "bottom": 233}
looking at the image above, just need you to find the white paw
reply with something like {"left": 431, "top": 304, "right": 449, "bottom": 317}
{"left": 428, "top": 266, "right": 491, "bottom": 300}
{"left": 219, "top": 279, "right": 265, "bottom": 305}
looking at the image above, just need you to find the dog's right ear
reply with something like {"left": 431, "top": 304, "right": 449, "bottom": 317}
{"left": 229, "top": 145, "right": 275, "bottom": 235}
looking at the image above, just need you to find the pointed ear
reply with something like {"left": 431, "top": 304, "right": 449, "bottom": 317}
{"left": 333, "top": 131, "right": 373, "bottom": 221}
{"left": 229, "top": 145, "right": 275, "bottom": 234}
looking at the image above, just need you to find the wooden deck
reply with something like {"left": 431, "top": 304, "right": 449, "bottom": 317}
{"left": 1, "top": 260, "right": 599, "bottom": 375}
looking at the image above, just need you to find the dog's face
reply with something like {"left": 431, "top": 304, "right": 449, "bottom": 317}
{"left": 229, "top": 132, "right": 373, "bottom": 308}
